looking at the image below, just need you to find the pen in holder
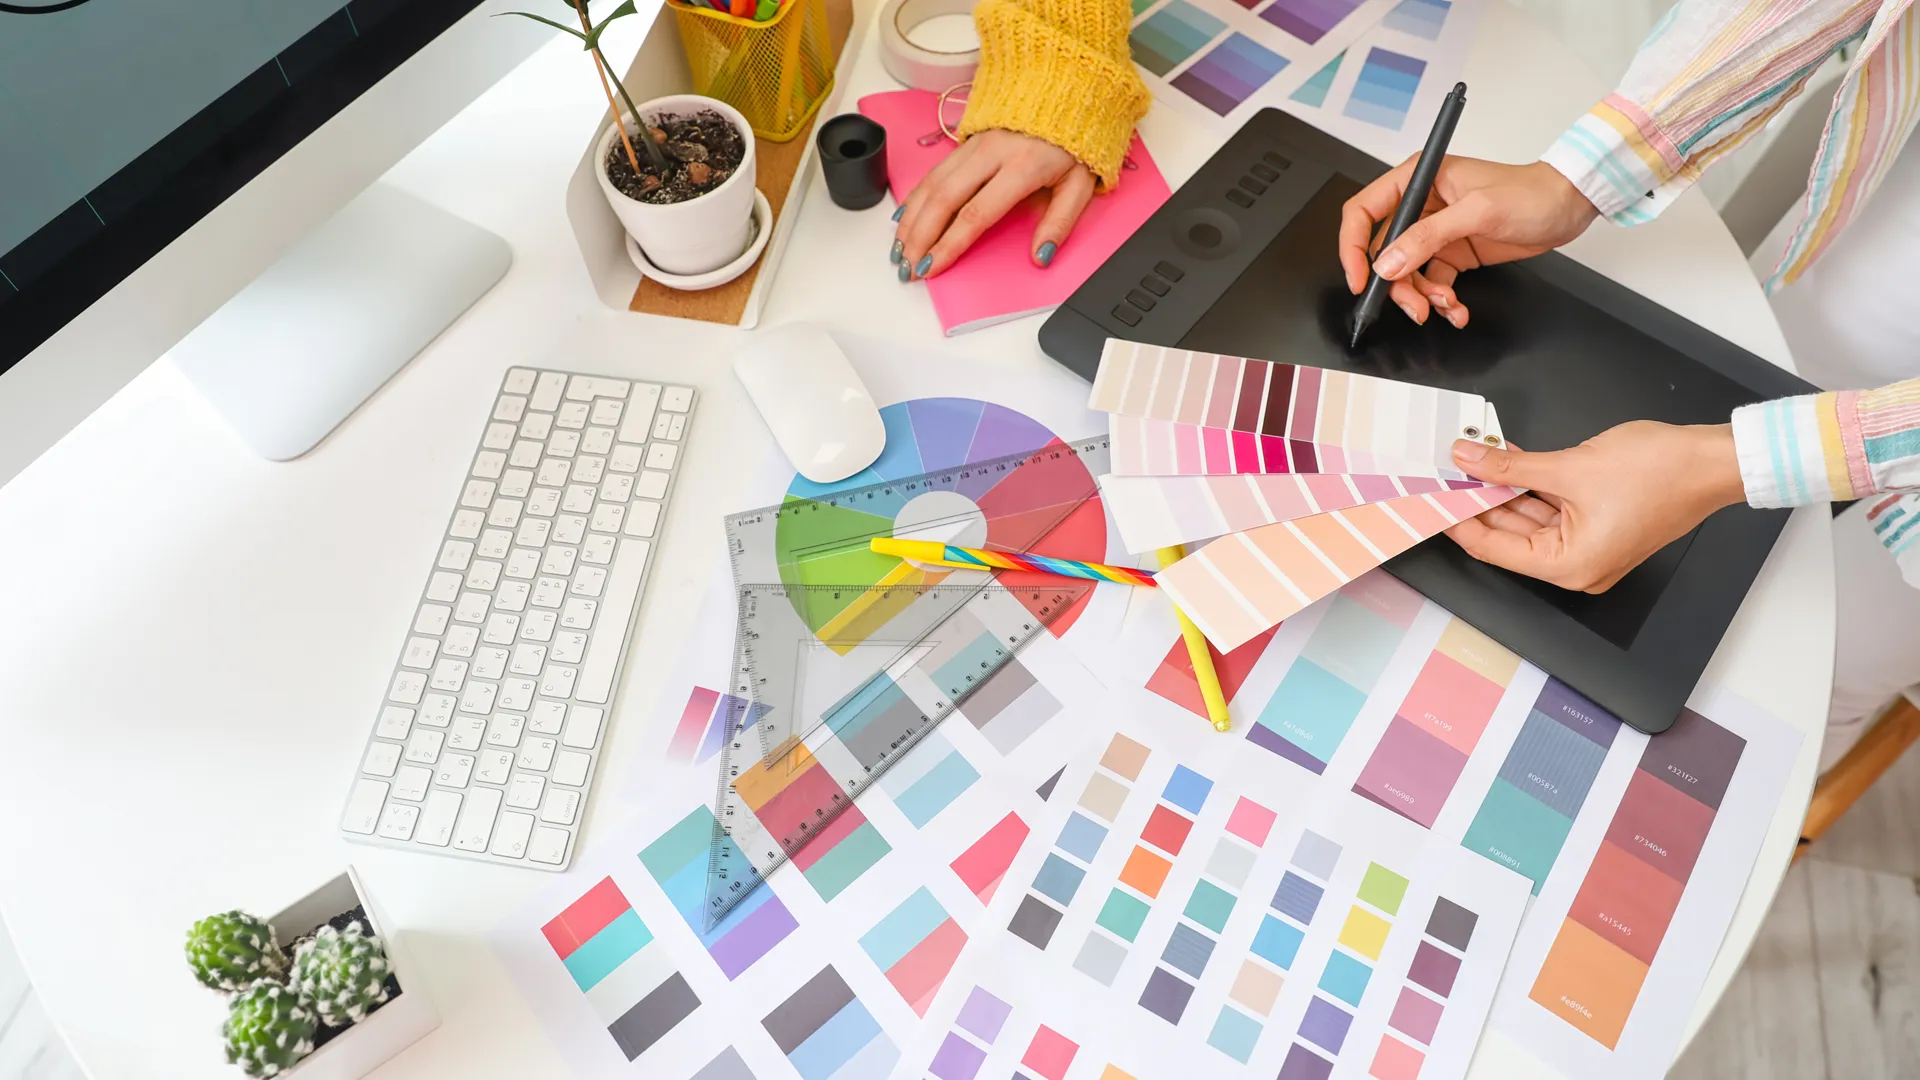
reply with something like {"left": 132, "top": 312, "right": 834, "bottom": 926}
{"left": 817, "top": 114, "right": 888, "bottom": 209}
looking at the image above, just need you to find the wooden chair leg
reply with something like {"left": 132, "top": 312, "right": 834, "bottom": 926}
{"left": 1797, "top": 696, "right": 1920, "bottom": 862}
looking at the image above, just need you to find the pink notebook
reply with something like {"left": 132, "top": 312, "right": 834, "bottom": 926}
{"left": 858, "top": 90, "right": 1172, "bottom": 336}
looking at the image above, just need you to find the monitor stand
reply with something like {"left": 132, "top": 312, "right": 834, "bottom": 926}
{"left": 168, "top": 182, "right": 511, "bottom": 460}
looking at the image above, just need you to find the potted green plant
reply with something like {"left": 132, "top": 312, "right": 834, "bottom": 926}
{"left": 184, "top": 869, "right": 437, "bottom": 1078}
{"left": 506, "top": 0, "right": 758, "bottom": 277}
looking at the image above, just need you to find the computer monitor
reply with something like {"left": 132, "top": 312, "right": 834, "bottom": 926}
{"left": 0, "top": 0, "right": 548, "bottom": 480}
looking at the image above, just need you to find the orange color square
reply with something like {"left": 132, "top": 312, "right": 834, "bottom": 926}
{"left": 1289, "top": 512, "right": 1379, "bottom": 578}
{"left": 1140, "top": 805, "right": 1195, "bottom": 856}
{"left": 1527, "top": 918, "right": 1651, "bottom": 1049}
{"left": 1119, "top": 845, "right": 1174, "bottom": 899}
{"left": 1100, "top": 734, "right": 1152, "bottom": 781}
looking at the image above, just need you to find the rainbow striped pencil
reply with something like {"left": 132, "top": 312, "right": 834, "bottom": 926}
{"left": 869, "top": 538, "right": 1157, "bottom": 586}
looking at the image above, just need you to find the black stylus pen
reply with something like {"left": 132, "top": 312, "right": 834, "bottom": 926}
{"left": 1351, "top": 82, "right": 1468, "bottom": 347}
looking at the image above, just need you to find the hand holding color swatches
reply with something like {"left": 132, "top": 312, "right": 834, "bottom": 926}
{"left": 1087, "top": 339, "right": 1518, "bottom": 653}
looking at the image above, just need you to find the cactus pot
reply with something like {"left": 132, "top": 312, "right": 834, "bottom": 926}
{"left": 265, "top": 868, "right": 438, "bottom": 1079}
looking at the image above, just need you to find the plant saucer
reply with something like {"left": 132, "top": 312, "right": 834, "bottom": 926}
{"left": 624, "top": 188, "right": 773, "bottom": 291}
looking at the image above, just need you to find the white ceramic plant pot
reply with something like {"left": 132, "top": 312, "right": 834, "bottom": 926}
{"left": 596, "top": 95, "right": 757, "bottom": 277}
{"left": 272, "top": 868, "right": 438, "bottom": 1080}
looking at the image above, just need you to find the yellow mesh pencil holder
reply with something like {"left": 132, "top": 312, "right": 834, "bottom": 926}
{"left": 670, "top": 0, "right": 836, "bottom": 142}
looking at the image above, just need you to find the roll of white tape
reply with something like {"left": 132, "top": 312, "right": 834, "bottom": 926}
{"left": 879, "top": 0, "right": 980, "bottom": 92}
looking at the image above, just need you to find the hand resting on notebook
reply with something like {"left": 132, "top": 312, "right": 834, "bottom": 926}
{"left": 1338, "top": 156, "right": 1598, "bottom": 329}
{"left": 1442, "top": 424, "right": 1746, "bottom": 593}
{"left": 892, "top": 130, "right": 1095, "bottom": 280}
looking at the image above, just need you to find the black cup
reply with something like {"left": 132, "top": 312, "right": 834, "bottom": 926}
{"left": 817, "top": 114, "right": 889, "bottom": 211}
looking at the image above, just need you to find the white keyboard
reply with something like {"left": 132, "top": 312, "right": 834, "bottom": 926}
{"left": 340, "top": 367, "right": 694, "bottom": 870}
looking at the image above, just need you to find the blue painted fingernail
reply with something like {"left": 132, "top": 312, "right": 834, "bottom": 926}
{"left": 1037, "top": 241, "right": 1057, "bottom": 267}
{"left": 890, "top": 239, "right": 903, "bottom": 264}
{"left": 898, "top": 262, "right": 910, "bottom": 283}
{"left": 891, "top": 206, "right": 904, "bottom": 221}
{"left": 914, "top": 255, "right": 932, "bottom": 277}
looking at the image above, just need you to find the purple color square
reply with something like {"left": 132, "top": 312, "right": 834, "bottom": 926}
{"left": 955, "top": 986, "right": 1013, "bottom": 1044}
{"left": 1247, "top": 721, "right": 1328, "bottom": 774}
{"left": 1408, "top": 941, "right": 1462, "bottom": 998}
{"left": 709, "top": 897, "right": 799, "bottom": 979}
{"left": 1139, "top": 966, "right": 1196, "bottom": 1025}
{"left": 1389, "top": 986, "right": 1444, "bottom": 1044}
{"left": 1298, "top": 996, "right": 1354, "bottom": 1054}
{"left": 1277, "top": 1042, "right": 1335, "bottom": 1080}
{"left": 929, "top": 1032, "right": 988, "bottom": 1080}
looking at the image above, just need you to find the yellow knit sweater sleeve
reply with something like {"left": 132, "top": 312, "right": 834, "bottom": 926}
{"left": 956, "top": 0, "right": 1151, "bottom": 190}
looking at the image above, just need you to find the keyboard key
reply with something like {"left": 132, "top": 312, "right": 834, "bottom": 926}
{"left": 552, "top": 751, "right": 591, "bottom": 787}
{"left": 492, "top": 811, "right": 536, "bottom": 858}
{"left": 532, "top": 372, "right": 566, "bottom": 411}
{"left": 482, "top": 423, "right": 516, "bottom": 450}
{"left": 568, "top": 375, "right": 628, "bottom": 400}
{"left": 404, "top": 729, "right": 444, "bottom": 763}
{"left": 342, "top": 779, "right": 388, "bottom": 834}
{"left": 590, "top": 505, "right": 624, "bottom": 533}
{"left": 438, "top": 541, "right": 474, "bottom": 570}
{"left": 466, "top": 561, "right": 501, "bottom": 591}
{"left": 582, "top": 427, "right": 614, "bottom": 455}
{"left": 509, "top": 440, "right": 543, "bottom": 468}
{"left": 471, "top": 648, "right": 508, "bottom": 680}
{"left": 571, "top": 567, "right": 606, "bottom": 597}
{"left": 486, "top": 499, "right": 522, "bottom": 528}
{"left": 392, "top": 766, "right": 431, "bottom": 801}
{"left": 560, "top": 598, "right": 597, "bottom": 630}
{"left": 590, "top": 399, "right": 623, "bottom": 426}
{"left": 573, "top": 457, "right": 605, "bottom": 484}
{"left": 542, "top": 547, "right": 577, "bottom": 576}
{"left": 499, "top": 678, "right": 536, "bottom": 711}
{"left": 600, "top": 475, "right": 633, "bottom": 502}
{"left": 475, "top": 749, "right": 514, "bottom": 784}
{"left": 520, "top": 413, "right": 553, "bottom": 440}
{"left": 609, "top": 445, "right": 643, "bottom": 473}
{"left": 519, "top": 737, "right": 557, "bottom": 771}
{"left": 418, "top": 791, "right": 461, "bottom": 846}
{"left": 547, "top": 431, "right": 580, "bottom": 457}
{"left": 401, "top": 637, "right": 438, "bottom": 669}
{"left": 362, "top": 741, "right": 401, "bottom": 778}
{"left": 452, "top": 786, "right": 502, "bottom": 852}
{"left": 530, "top": 701, "right": 567, "bottom": 734}
{"left": 529, "top": 825, "right": 570, "bottom": 865}
{"left": 553, "top": 515, "right": 587, "bottom": 545}
{"left": 429, "top": 659, "right": 466, "bottom": 692}
{"left": 483, "top": 613, "right": 518, "bottom": 645}
{"left": 486, "top": 714, "right": 525, "bottom": 747}
{"left": 541, "top": 666, "right": 577, "bottom": 699}
{"left": 510, "top": 643, "right": 546, "bottom": 675}
{"left": 505, "top": 550, "right": 539, "bottom": 578}
{"left": 663, "top": 414, "right": 687, "bottom": 441}
{"left": 377, "top": 707, "right": 413, "bottom": 739}
{"left": 651, "top": 412, "right": 674, "bottom": 440}
{"left": 575, "top": 539, "right": 648, "bottom": 704}
{"left": 448, "top": 715, "right": 485, "bottom": 752}
{"left": 495, "top": 580, "right": 529, "bottom": 611}
{"left": 645, "top": 443, "right": 679, "bottom": 470}
{"left": 562, "top": 485, "right": 595, "bottom": 513}
{"left": 436, "top": 753, "right": 475, "bottom": 787}
{"left": 455, "top": 592, "right": 490, "bottom": 623}
{"left": 620, "top": 384, "right": 660, "bottom": 444}
{"left": 550, "top": 632, "right": 587, "bottom": 665}
{"left": 635, "top": 470, "right": 669, "bottom": 499}
{"left": 532, "top": 578, "right": 565, "bottom": 608}
{"left": 522, "top": 610, "right": 557, "bottom": 642}
{"left": 661, "top": 387, "right": 693, "bottom": 412}
{"left": 413, "top": 605, "right": 450, "bottom": 635}
{"left": 494, "top": 395, "right": 527, "bottom": 422}
{"left": 377, "top": 804, "right": 418, "bottom": 841}
{"left": 516, "top": 518, "right": 551, "bottom": 547}
{"left": 458, "top": 682, "right": 496, "bottom": 714}
{"left": 540, "top": 788, "right": 580, "bottom": 825}
{"left": 507, "top": 774, "right": 545, "bottom": 809}
{"left": 442, "top": 627, "right": 477, "bottom": 658}
{"left": 427, "top": 571, "right": 461, "bottom": 602}
{"left": 563, "top": 706, "right": 604, "bottom": 749}
{"left": 460, "top": 480, "right": 495, "bottom": 509}
{"left": 556, "top": 402, "right": 590, "bottom": 429}
{"left": 419, "top": 694, "right": 455, "bottom": 727}
{"left": 526, "top": 488, "right": 559, "bottom": 517}
{"left": 537, "top": 459, "right": 570, "bottom": 486}
{"left": 624, "top": 501, "right": 660, "bottom": 538}
{"left": 580, "top": 536, "right": 614, "bottom": 565}
{"left": 450, "top": 509, "right": 485, "bottom": 538}
{"left": 389, "top": 671, "right": 426, "bottom": 704}
{"left": 503, "top": 368, "right": 536, "bottom": 394}
{"left": 478, "top": 529, "right": 513, "bottom": 559}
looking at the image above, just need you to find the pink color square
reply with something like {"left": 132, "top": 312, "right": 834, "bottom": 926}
{"left": 1369, "top": 1034, "right": 1427, "bottom": 1080}
{"left": 1398, "top": 654, "right": 1504, "bottom": 755}
{"left": 1388, "top": 987, "right": 1444, "bottom": 1044}
{"left": 1225, "top": 797, "right": 1278, "bottom": 847}
{"left": 1020, "top": 1025, "right": 1080, "bottom": 1080}
{"left": 1259, "top": 434, "right": 1290, "bottom": 473}
{"left": 1232, "top": 431, "right": 1262, "bottom": 473}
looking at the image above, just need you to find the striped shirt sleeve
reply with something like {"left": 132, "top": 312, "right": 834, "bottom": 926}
{"left": 1732, "top": 378, "right": 1920, "bottom": 508}
{"left": 1539, "top": 0, "right": 1876, "bottom": 226}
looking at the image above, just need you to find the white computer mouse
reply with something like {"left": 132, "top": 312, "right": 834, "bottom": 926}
{"left": 733, "top": 323, "right": 886, "bottom": 483}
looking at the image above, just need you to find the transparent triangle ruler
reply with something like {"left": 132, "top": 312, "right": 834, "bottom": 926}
{"left": 703, "top": 581, "right": 1089, "bottom": 930}
{"left": 723, "top": 433, "right": 1110, "bottom": 764}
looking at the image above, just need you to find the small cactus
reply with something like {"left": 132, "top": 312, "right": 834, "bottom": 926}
{"left": 222, "top": 980, "right": 316, "bottom": 1078}
{"left": 291, "top": 921, "right": 392, "bottom": 1027}
{"left": 186, "top": 912, "right": 286, "bottom": 993}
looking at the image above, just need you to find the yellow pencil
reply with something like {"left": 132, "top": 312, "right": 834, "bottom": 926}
{"left": 1156, "top": 545, "right": 1231, "bottom": 732}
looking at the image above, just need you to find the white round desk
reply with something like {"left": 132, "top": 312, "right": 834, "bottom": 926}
{"left": 0, "top": 2, "right": 1830, "bottom": 1077}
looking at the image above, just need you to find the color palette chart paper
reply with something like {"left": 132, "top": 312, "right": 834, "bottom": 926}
{"left": 1091, "top": 341, "right": 1503, "bottom": 478}
{"left": 1282, "top": 0, "right": 1483, "bottom": 162}
{"left": 1115, "top": 576, "right": 1804, "bottom": 1078}
{"left": 895, "top": 676, "right": 1531, "bottom": 1080}
{"left": 1100, "top": 469, "right": 1485, "bottom": 552}
{"left": 495, "top": 629, "right": 1110, "bottom": 1080}
{"left": 1129, "top": 0, "right": 1398, "bottom": 127}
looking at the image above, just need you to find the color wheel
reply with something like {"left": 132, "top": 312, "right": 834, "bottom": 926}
{"left": 776, "top": 398, "right": 1106, "bottom": 639}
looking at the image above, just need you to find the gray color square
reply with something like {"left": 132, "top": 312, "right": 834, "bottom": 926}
{"left": 1073, "top": 931, "right": 1128, "bottom": 985}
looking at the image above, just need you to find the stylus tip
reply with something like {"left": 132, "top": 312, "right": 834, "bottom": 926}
{"left": 1348, "top": 316, "right": 1370, "bottom": 349}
